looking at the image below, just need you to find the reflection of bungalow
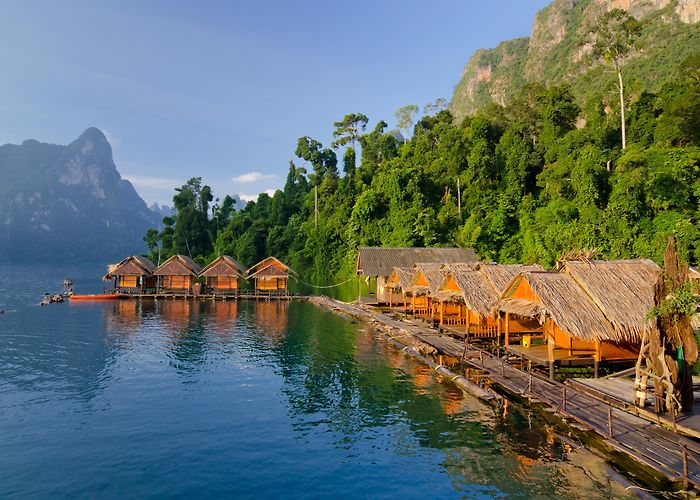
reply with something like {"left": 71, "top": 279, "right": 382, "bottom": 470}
{"left": 153, "top": 255, "right": 202, "bottom": 294}
{"left": 246, "top": 257, "right": 293, "bottom": 294}
{"left": 404, "top": 263, "right": 445, "bottom": 319}
{"left": 433, "top": 263, "right": 543, "bottom": 339}
{"left": 384, "top": 267, "right": 413, "bottom": 308}
{"left": 104, "top": 255, "right": 157, "bottom": 293}
{"left": 199, "top": 255, "right": 246, "bottom": 295}
{"left": 496, "top": 261, "right": 657, "bottom": 378}
{"left": 356, "top": 247, "right": 477, "bottom": 304}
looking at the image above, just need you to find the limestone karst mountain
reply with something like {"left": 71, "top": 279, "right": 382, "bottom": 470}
{"left": 450, "top": 0, "right": 700, "bottom": 121}
{"left": 0, "top": 127, "right": 159, "bottom": 261}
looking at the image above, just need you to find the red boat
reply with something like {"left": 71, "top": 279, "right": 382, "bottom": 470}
{"left": 69, "top": 294, "right": 123, "bottom": 301}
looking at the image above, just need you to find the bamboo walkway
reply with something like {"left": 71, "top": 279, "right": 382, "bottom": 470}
{"left": 311, "top": 296, "right": 700, "bottom": 490}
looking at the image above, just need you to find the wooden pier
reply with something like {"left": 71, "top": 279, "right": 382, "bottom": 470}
{"left": 311, "top": 296, "right": 700, "bottom": 491}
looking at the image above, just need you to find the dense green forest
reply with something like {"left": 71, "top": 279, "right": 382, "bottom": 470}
{"left": 144, "top": 53, "right": 700, "bottom": 285}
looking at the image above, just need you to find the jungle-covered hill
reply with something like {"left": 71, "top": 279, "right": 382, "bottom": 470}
{"left": 144, "top": 48, "right": 700, "bottom": 285}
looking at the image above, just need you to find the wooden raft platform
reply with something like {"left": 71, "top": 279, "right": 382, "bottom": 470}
{"left": 311, "top": 297, "right": 700, "bottom": 490}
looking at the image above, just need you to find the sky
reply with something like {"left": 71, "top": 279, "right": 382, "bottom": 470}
{"left": 0, "top": 0, "right": 551, "bottom": 207}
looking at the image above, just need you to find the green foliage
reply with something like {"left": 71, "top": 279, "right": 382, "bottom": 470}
{"left": 144, "top": 59, "right": 700, "bottom": 284}
{"left": 648, "top": 279, "right": 698, "bottom": 320}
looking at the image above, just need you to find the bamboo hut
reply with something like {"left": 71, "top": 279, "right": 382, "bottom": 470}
{"left": 495, "top": 271, "right": 641, "bottom": 378}
{"left": 103, "top": 255, "right": 157, "bottom": 293}
{"left": 356, "top": 247, "right": 477, "bottom": 304}
{"left": 384, "top": 267, "right": 413, "bottom": 308}
{"left": 246, "top": 257, "right": 294, "bottom": 294}
{"left": 199, "top": 255, "right": 246, "bottom": 295}
{"left": 434, "top": 263, "right": 544, "bottom": 339}
{"left": 153, "top": 255, "right": 202, "bottom": 294}
{"left": 404, "top": 263, "right": 446, "bottom": 320}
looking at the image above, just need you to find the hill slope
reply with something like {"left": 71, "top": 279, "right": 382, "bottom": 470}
{"left": 0, "top": 128, "right": 158, "bottom": 262}
{"left": 450, "top": 0, "right": 700, "bottom": 121}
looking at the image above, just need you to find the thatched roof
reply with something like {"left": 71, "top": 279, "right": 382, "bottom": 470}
{"left": 561, "top": 259, "right": 659, "bottom": 339}
{"left": 247, "top": 256, "right": 296, "bottom": 279}
{"left": 406, "top": 263, "right": 445, "bottom": 296}
{"left": 356, "top": 247, "right": 477, "bottom": 277}
{"left": 104, "top": 255, "right": 157, "bottom": 280}
{"left": 436, "top": 263, "right": 545, "bottom": 317}
{"left": 200, "top": 255, "right": 246, "bottom": 278}
{"left": 386, "top": 266, "right": 414, "bottom": 290}
{"left": 153, "top": 255, "right": 201, "bottom": 276}
{"left": 477, "top": 263, "right": 545, "bottom": 294}
{"left": 496, "top": 272, "right": 620, "bottom": 342}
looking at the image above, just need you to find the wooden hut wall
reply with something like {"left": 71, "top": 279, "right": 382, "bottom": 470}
{"left": 255, "top": 277, "right": 287, "bottom": 291}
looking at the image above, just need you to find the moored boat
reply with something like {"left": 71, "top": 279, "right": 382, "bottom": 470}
{"left": 69, "top": 294, "right": 123, "bottom": 301}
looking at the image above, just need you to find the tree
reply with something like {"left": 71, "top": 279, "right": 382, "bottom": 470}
{"left": 394, "top": 104, "right": 419, "bottom": 142}
{"left": 587, "top": 8, "right": 642, "bottom": 150}
{"left": 331, "top": 113, "right": 368, "bottom": 149}
{"left": 295, "top": 136, "right": 338, "bottom": 186}
{"left": 423, "top": 98, "right": 447, "bottom": 116}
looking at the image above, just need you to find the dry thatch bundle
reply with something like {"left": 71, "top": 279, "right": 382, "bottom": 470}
{"left": 478, "top": 263, "right": 545, "bottom": 294}
{"left": 562, "top": 259, "right": 659, "bottom": 340}
{"left": 646, "top": 237, "right": 698, "bottom": 411}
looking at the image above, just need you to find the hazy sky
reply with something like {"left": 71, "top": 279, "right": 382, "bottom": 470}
{"left": 0, "top": 0, "right": 550, "bottom": 206}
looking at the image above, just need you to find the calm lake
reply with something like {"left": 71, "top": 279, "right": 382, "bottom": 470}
{"left": 0, "top": 264, "right": 632, "bottom": 498}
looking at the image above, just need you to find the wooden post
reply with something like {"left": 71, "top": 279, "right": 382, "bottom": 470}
{"left": 440, "top": 301, "right": 444, "bottom": 325}
{"left": 562, "top": 387, "right": 567, "bottom": 411}
{"left": 681, "top": 442, "right": 689, "bottom": 491}
{"left": 357, "top": 276, "right": 361, "bottom": 302}
{"left": 607, "top": 407, "right": 613, "bottom": 438}
{"left": 389, "top": 289, "right": 393, "bottom": 308}
{"left": 412, "top": 294, "right": 415, "bottom": 317}
{"left": 547, "top": 330, "right": 555, "bottom": 380}
{"left": 594, "top": 340, "right": 601, "bottom": 379}
{"left": 504, "top": 313, "right": 510, "bottom": 347}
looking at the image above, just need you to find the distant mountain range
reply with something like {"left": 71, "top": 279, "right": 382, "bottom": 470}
{"left": 450, "top": 0, "right": 700, "bottom": 121}
{"left": 0, "top": 128, "right": 159, "bottom": 262}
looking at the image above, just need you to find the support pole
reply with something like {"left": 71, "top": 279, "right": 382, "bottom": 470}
{"left": 608, "top": 407, "right": 614, "bottom": 438}
{"left": 504, "top": 313, "right": 510, "bottom": 347}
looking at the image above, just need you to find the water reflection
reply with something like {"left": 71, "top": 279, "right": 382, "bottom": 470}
{"left": 0, "top": 280, "right": 634, "bottom": 498}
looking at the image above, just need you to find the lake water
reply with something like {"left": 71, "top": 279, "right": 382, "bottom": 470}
{"left": 0, "top": 264, "right": 633, "bottom": 498}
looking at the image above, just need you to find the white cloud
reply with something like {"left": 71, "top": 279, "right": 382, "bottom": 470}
{"left": 238, "top": 189, "right": 279, "bottom": 202}
{"left": 123, "top": 174, "right": 181, "bottom": 190}
{"left": 231, "top": 171, "right": 279, "bottom": 183}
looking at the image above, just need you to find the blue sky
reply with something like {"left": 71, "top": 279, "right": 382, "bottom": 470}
{"left": 0, "top": 0, "right": 550, "bottom": 206}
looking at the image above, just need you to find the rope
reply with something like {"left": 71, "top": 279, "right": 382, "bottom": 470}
{"left": 292, "top": 275, "right": 357, "bottom": 289}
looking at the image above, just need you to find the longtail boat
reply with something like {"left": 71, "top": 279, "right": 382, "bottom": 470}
{"left": 70, "top": 294, "right": 122, "bottom": 301}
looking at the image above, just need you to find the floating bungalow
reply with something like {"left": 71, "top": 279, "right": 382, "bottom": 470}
{"left": 153, "top": 255, "right": 202, "bottom": 295}
{"left": 495, "top": 259, "right": 659, "bottom": 378}
{"left": 104, "top": 255, "right": 157, "bottom": 293}
{"left": 433, "top": 263, "right": 544, "bottom": 339}
{"left": 199, "top": 255, "right": 246, "bottom": 295}
{"left": 246, "top": 257, "right": 294, "bottom": 294}
{"left": 384, "top": 267, "right": 414, "bottom": 308}
{"left": 356, "top": 247, "right": 477, "bottom": 304}
{"left": 404, "top": 263, "right": 447, "bottom": 320}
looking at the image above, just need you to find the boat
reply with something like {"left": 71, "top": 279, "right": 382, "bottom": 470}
{"left": 69, "top": 294, "right": 123, "bottom": 301}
